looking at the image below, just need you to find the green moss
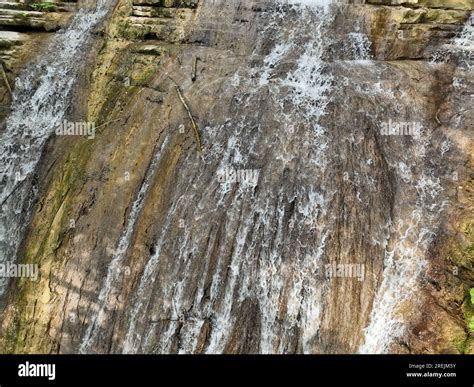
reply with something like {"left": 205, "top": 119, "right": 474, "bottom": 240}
{"left": 468, "top": 289, "right": 474, "bottom": 333}
{"left": 453, "top": 290, "right": 474, "bottom": 353}
{"left": 0, "top": 135, "right": 95, "bottom": 353}
{"left": 454, "top": 335, "right": 468, "bottom": 353}
{"left": 447, "top": 219, "right": 474, "bottom": 270}
{"left": 13, "top": 13, "right": 29, "bottom": 21}
{"left": 117, "top": 19, "right": 147, "bottom": 41}
{"left": 29, "top": 2, "right": 56, "bottom": 12}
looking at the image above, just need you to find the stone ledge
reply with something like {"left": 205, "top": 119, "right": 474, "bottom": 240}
{"left": 366, "top": 0, "right": 474, "bottom": 11}
{"left": 356, "top": 3, "right": 473, "bottom": 60}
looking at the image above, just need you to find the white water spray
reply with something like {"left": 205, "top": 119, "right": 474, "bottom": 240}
{"left": 0, "top": 1, "right": 115, "bottom": 295}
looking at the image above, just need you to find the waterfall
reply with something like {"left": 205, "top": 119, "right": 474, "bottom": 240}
{"left": 455, "top": 12, "right": 474, "bottom": 69}
{"left": 359, "top": 155, "right": 447, "bottom": 353}
{"left": 431, "top": 12, "right": 473, "bottom": 68}
{"left": 1, "top": 0, "right": 464, "bottom": 354}
{"left": 455, "top": 13, "right": 474, "bottom": 49}
{"left": 115, "top": 0, "right": 339, "bottom": 354}
{"left": 359, "top": 13, "right": 471, "bottom": 354}
{"left": 0, "top": 1, "right": 115, "bottom": 296}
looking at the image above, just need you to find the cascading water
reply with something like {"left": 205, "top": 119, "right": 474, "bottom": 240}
{"left": 0, "top": 1, "right": 115, "bottom": 296}
{"left": 0, "top": 0, "right": 469, "bottom": 355}
{"left": 75, "top": 0, "right": 341, "bottom": 354}
{"left": 359, "top": 134, "right": 448, "bottom": 353}
{"left": 359, "top": 12, "right": 473, "bottom": 354}
{"left": 455, "top": 13, "right": 474, "bottom": 50}
{"left": 80, "top": 0, "right": 440, "bottom": 355}
{"left": 455, "top": 12, "right": 474, "bottom": 69}
{"left": 431, "top": 12, "right": 473, "bottom": 69}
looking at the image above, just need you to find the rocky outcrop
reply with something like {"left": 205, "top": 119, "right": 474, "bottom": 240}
{"left": 0, "top": 1, "right": 79, "bottom": 123}
{"left": 0, "top": 0, "right": 472, "bottom": 354}
{"left": 351, "top": 0, "right": 472, "bottom": 59}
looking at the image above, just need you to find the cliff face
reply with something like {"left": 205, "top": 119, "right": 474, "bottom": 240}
{"left": 0, "top": 0, "right": 472, "bottom": 354}
{"left": 0, "top": 0, "right": 81, "bottom": 124}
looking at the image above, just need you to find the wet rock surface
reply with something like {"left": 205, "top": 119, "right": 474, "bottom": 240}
{"left": 0, "top": 0, "right": 80, "bottom": 124}
{"left": 0, "top": 0, "right": 472, "bottom": 354}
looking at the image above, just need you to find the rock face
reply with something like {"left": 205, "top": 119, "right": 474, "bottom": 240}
{"left": 0, "top": 0, "right": 79, "bottom": 124}
{"left": 362, "top": 0, "right": 472, "bottom": 59}
{"left": 0, "top": 0, "right": 472, "bottom": 354}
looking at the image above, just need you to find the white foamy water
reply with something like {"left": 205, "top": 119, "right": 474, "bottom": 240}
{"left": 347, "top": 31, "right": 372, "bottom": 61}
{"left": 349, "top": 11, "right": 456, "bottom": 351}
{"left": 0, "top": 1, "right": 115, "bottom": 295}
{"left": 455, "top": 13, "right": 474, "bottom": 49}
{"left": 119, "top": 0, "right": 339, "bottom": 354}
{"left": 2, "top": 0, "right": 453, "bottom": 354}
{"left": 431, "top": 12, "right": 473, "bottom": 67}
{"left": 360, "top": 179, "right": 445, "bottom": 353}
{"left": 359, "top": 119, "right": 448, "bottom": 354}
{"left": 287, "top": 0, "right": 332, "bottom": 9}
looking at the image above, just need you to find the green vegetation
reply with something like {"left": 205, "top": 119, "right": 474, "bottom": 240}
{"left": 30, "top": 2, "right": 56, "bottom": 12}
{"left": 469, "top": 289, "right": 474, "bottom": 333}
